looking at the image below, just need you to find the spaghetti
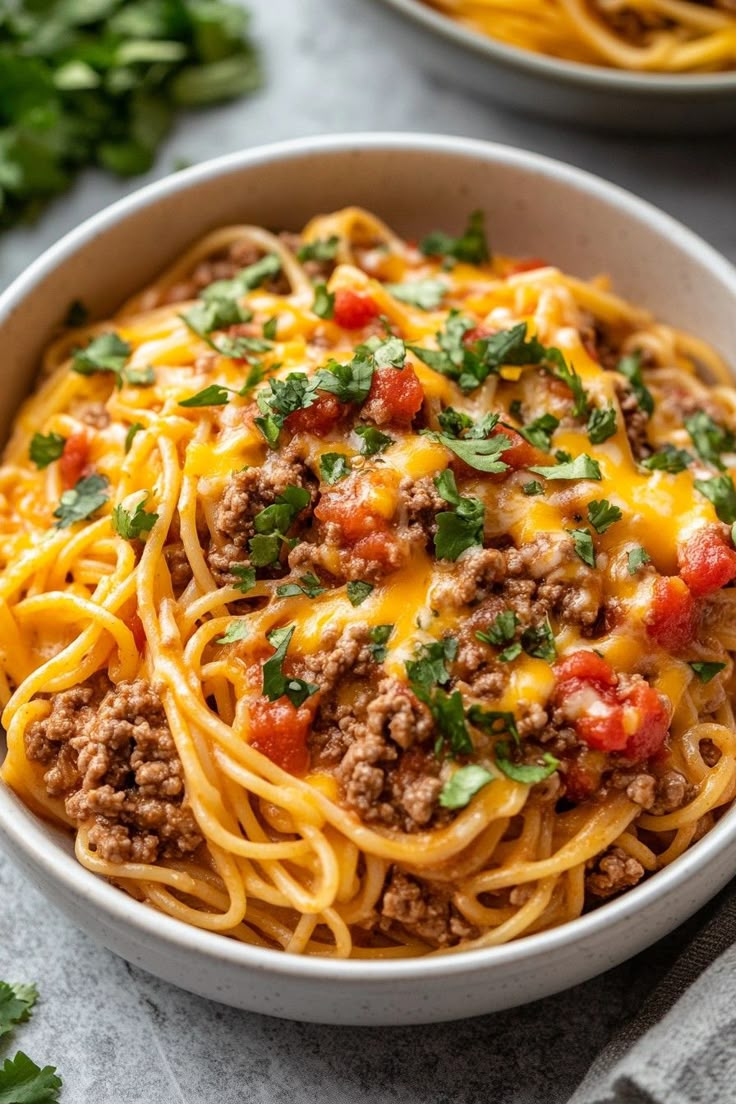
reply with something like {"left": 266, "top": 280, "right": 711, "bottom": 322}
{"left": 422, "top": 0, "right": 736, "bottom": 73}
{"left": 2, "top": 207, "right": 736, "bottom": 958}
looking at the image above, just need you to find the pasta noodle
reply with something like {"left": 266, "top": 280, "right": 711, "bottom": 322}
{"left": 2, "top": 206, "right": 736, "bottom": 959}
{"left": 422, "top": 0, "right": 736, "bottom": 72}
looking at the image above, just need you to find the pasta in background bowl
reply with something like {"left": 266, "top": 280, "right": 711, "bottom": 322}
{"left": 1, "top": 134, "right": 736, "bottom": 1024}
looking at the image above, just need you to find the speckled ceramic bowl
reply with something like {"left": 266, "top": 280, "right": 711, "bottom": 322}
{"left": 373, "top": 0, "right": 736, "bottom": 133}
{"left": 1, "top": 134, "right": 736, "bottom": 1025}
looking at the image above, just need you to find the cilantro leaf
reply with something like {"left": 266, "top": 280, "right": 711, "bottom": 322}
{"left": 439, "top": 764, "right": 494, "bottom": 809}
{"left": 618, "top": 352, "right": 654, "bottom": 417}
{"left": 522, "top": 480, "right": 544, "bottom": 496}
{"left": 315, "top": 356, "right": 374, "bottom": 404}
{"left": 627, "top": 547, "right": 651, "bottom": 575}
{"left": 179, "top": 384, "right": 232, "bottom": 407}
{"left": 685, "top": 411, "right": 735, "bottom": 471}
{"left": 312, "top": 284, "right": 335, "bottom": 320}
{"left": 641, "top": 445, "right": 692, "bottom": 474}
{"left": 568, "top": 527, "right": 596, "bottom": 567}
{"left": 476, "top": 610, "right": 518, "bottom": 648}
{"left": 385, "top": 279, "right": 447, "bottom": 310}
{"left": 203, "top": 255, "right": 280, "bottom": 301}
{"left": 346, "top": 580, "right": 374, "bottom": 607}
{"left": 434, "top": 471, "right": 485, "bottom": 560}
{"left": 262, "top": 625, "right": 318, "bottom": 708}
{"left": 495, "top": 741, "right": 559, "bottom": 785}
{"left": 320, "top": 453, "right": 351, "bottom": 483}
{"left": 354, "top": 425, "right": 394, "bottom": 456}
{"left": 124, "top": 365, "right": 155, "bottom": 387}
{"left": 520, "top": 618, "right": 556, "bottom": 662}
{"left": 0, "top": 983, "right": 37, "bottom": 1040}
{"left": 29, "top": 433, "right": 65, "bottom": 469}
{"left": 181, "top": 297, "right": 251, "bottom": 336}
{"left": 276, "top": 573, "right": 326, "bottom": 599}
{"left": 437, "top": 408, "right": 473, "bottom": 437}
{"left": 368, "top": 624, "right": 393, "bottom": 663}
{"left": 263, "top": 316, "right": 279, "bottom": 340}
{"left": 689, "top": 660, "right": 726, "bottom": 683}
{"left": 695, "top": 474, "right": 736, "bottom": 524}
{"left": 467, "top": 706, "right": 520, "bottom": 743}
{"left": 53, "top": 474, "right": 109, "bottom": 528}
{"left": 363, "top": 334, "right": 406, "bottom": 369}
{"left": 71, "top": 332, "right": 130, "bottom": 387}
{"left": 297, "top": 236, "right": 339, "bottom": 263}
{"left": 432, "top": 689, "right": 474, "bottom": 757}
{"left": 587, "top": 499, "right": 622, "bottom": 534}
{"left": 545, "top": 349, "right": 589, "bottom": 418}
{"left": 420, "top": 210, "right": 490, "bottom": 265}
{"left": 498, "top": 642, "right": 523, "bottom": 663}
{"left": 423, "top": 428, "right": 511, "bottom": 474}
{"left": 258, "top": 373, "right": 319, "bottom": 418}
{"left": 216, "top": 620, "right": 250, "bottom": 644}
{"left": 410, "top": 319, "right": 553, "bottom": 395}
{"left": 406, "top": 637, "right": 457, "bottom": 692}
{"left": 587, "top": 405, "right": 617, "bottom": 444}
{"left": 0, "top": 1052, "right": 62, "bottom": 1104}
{"left": 529, "top": 454, "right": 602, "bottom": 481}
{"left": 111, "top": 496, "right": 158, "bottom": 540}
{"left": 125, "top": 422, "right": 144, "bottom": 453}
{"left": 231, "top": 565, "right": 256, "bottom": 593}
{"left": 249, "top": 486, "right": 310, "bottom": 567}
{"left": 517, "top": 413, "right": 559, "bottom": 452}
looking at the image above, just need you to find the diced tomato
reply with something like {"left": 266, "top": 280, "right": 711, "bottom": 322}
{"left": 564, "top": 752, "right": 605, "bottom": 803}
{"left": 362, "top": 363, "right": 424, "bottom": 425}
{"left": 128, "top": 611, "right": 146, "bottom": 654}
{"left": 284, "top": 393, "right": 343, "bottom": 437}
{"left": 314, "top": 477, "right": 390, "bottom": 543}
{"left": 678, "top": 527, "right": 736, "bottom": 597}
{"left": 646, "top": 576, "right": 697, "bottom": 651}
{"left": 508, "top": 257, "right": 548, "bottom": 274}
{"left": 353, "top": 530, "right": 401, "bottom": 569}
{"left": 332, "top": 289, "right": 380, "bottom": 330}
{"left": 59, "top": 432, "right": 89, "bottom": 489}
{"left": 249, "top": 696, "right": 313, "bottom": 774}
{"left": 620, "top": 682, "right": 669, "bottom": 761}
{"left": 554, "top": 650, "right": 617, "bottom": 688}
{"left": 493, "top": 426, "right": 545, "bottom": 470}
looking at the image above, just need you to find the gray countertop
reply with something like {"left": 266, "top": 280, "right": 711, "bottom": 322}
{"left": 1, "top": 1, "right": 735, "bottom": 1100}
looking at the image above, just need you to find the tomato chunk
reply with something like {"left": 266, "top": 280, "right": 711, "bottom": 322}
{"left": 59, "top": 432, "right": 89, "bottom": 489}
{"left": 620, "top": 682, "right": 669, "bottom": 761}
{"left": 128, "top": 611, "right": 146, "bottom": 654}
{"left": 554, "top": 650, "right": 617, "bottom": 688}
{"left": 508, "top": 257, "right": 548, "bottom": 274}
{"left": 249, "top": 697, "right": 312, "bottom": 774}
{"left": 332, "top": 289, "right": 380, "bottom": 330}
{"left": 646, "top": 576, "right": 697, "bottom": 651}
{"left": 493, "top": 426, "right": 545, "bottom": 471}
{"left": 314, "top": 476, "right": 391, "bottom": 542}
{"left": 284, "top": 393, "right": 343, "bottom": 437}
{"left": 363, "top": 363, "right": 424, "bottom": 425}
{"left": 678, "top": 527, "right": 736, "bottom": 597}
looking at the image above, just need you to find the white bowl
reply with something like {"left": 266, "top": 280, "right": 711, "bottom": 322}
{"left": 2, "top": 134, "right": 736, "bottom": 1025}
{"left": 372, "top": 0, "right": 736, "bottom": 134}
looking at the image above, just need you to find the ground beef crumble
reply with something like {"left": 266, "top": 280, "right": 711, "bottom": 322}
{"left": 378, "top": 868, "right": 477, "bottom": 948}
{"left": 586, "top": 847, "right": 645, "bottom": 899}
{"left": 25, "top": 677, "right": 201, "bottom": 864}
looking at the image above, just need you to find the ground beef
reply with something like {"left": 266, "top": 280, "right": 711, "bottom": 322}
{"left": 616, "top": 382, "right": 652, "bottom": 460}
{"left": 303, "top": 623, "right": 373, "bottom": 694}
{"left": 650, "top": 770, "right": 696, "bottom": 815}
{"left": 25, "top": 677, "right": 201, "bottom": 864}
{"left": 165, "top": 542, "right": 193, "bottom": 594}
{"left": 378, "top": 868, "right": 477, "bottom": 947}
{"left": 701, "top": 739, "right": 721, "bottom": 767}
{"left": 431, "top": 548, "right": 506, "bottom": 609}
{"left": 398, "top": 475, "right": 445, "bottom": 543}
{"left": 586, "top": 847, "right": 645, "bottom": 899}
{"left": 288, "top": 528, "right": 406, "bottom": 583}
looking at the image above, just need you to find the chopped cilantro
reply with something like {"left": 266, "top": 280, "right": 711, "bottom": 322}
{"left": 263, "top": 316, "right": 279, "bottom": 340}
{"left": 71, "top": 332, "right": 131, "bottom": 387}
{"left": 53, "top": 474, "right": 109, "bottom": 528}
{"left": 320, "top": 453, "right": 351, "bottom": 484}
{"left": 627, "top": 547, "right": 651, "bottom": 575}
{"left": 695, "top": 474, "right": 736, "bottom": 524}
{"left": 517, "top": 412, "right": 559, "bottom": 452}
{"left": 641, "top": 445, "right": 692, "bottom": 474}
{"left": 689, "top": 660, "right": 726, "bottom": 683}
{"left": 409, "top": 319, "right": 555, "bottom": 395}
{"left": 618, "top": 352, "right": 654, "bottom": 417}
{"left": 368, "top": 624, "right": 393, "bottom": 662}
{"left": 520, "top": 618, "right": 556, "bottom": 662}
{"left": 297, "top": 236, "right": 340, "bottom": 264}
{"left": 347, "top": 580, "right": 374, "bottom": 607}
{"left": 545, "top": 350, "right": 589, "bottom": 418}
{"left": 125, "top": 423, "right": 144, "bottom": 453}
{"left": 406, "top": 637, "right": 457, "bottom": 692}
{"left": 124, "top": 365, "right": 155, "bottom": 387}
{"left": 423, "top": 427, "right": 511, "bottom": 474}
{"left": 362, "top": 333, "right": 407, "bottom": 369}
{"left": 522, "top": 480, "right": 544, "bottom": 496}
{"left": 249, "top": 486, "right": 310, "bottom": 567}
{"left": 499, "top": 642, "right": 523, "bottom": 663}
{"left": 434, "top": 470, "right": 485, "bottom": 560}
{"left": 476, "top": 610, "right": 518, "bottom": 648}
{"left": 314, "top": 356, "right": 374, "bottom": 404}
{"left": 431, "top": 689, "right": 474, "bottom": 757}
{"left": 420, "top": 210, "right": 490, "bottom": 265}
{"left": 587, "top": 499, "right": 622, "bottom": 534}
{"left": 0, "top": 982, "right": 37, "bottom": 1040}
{"left": 262, "top": 625, "right": 318, "bottom": 708}
{"left": 529, "top": 454, "right": 602, "bottom": 481}
{"left": 179, "top": 384, "right": 232, "bottom": 407}
{"left": 495, "top": 742, "right": 559, "bottom": 784}
{"left": 568, "top": 527, "right": 596, "bottom": 567}
{"left": 111, "top": 496, "right": 158, "bottom": 540}
{"left": 276, "top": 573, "right": 326, "bottom": 599}
{"left": 437, "top": 408, "right": 473, "bottom": 437}
{"left": 231, "top": 565, "right": 256, "bottom": 593}
{"left": 685, "top": 412, "right": 735, "bottom": 471}
{"left": 29, "top": 433, "right": 65, "bottom": 469}
{"left": 587, "top": 405, "right": 617, "bottom": 444}
{"left": 216, "top": 620, "right": 250, "bottom": 644}
{"left": 312, "top": 284, "right": 335, "bottom": 320}
{"left": 467, "top": 706, "right": 520, "bottom": 744}
{"left": 181, "top": 297, "right": 251, "bottom": 337}
{"left": 0, "top": 1051, "right": 62, "bottom": 1104}
{"left": 354, "top": 425, "right": 394, "bottom": 456}
{"left": 439, "top": 765, "right": 494, "bottom": 809}
{"left": 385, "top": 278, "right": 447, "bottom": 310}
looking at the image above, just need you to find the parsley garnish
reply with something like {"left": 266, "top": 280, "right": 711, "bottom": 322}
{"left": 368, "top": 624, "right": 393, "bottom": 662}
{"left": 587, "top": 499, "right": 622, "bottom": 534}
{"left": 695, "top": 474, "right": 736, "bottom": 524}
{"left": 529, "top": 454, "right": 602, "bottom": 481}
{"left": 517, "top": 412, "right": 559, "bottom": 452}
{"left": 111, "top": 496, "right": 158, "bottom": 540}
{"left": 431, "top": 689, "right": 474, "bottom": 757}
{"left": 0, "top": 1051, "right": 62, "bottom": 1104}
{"left": 231, "top": 565, "right": 256, "bottom": 593}
{"left": 522, "top": 480, "right": 545, "bottom": 496}
{"left": 29, "top": 433, "right": 65, "bottom": 469}
{"left": 476, "top": 610, "right": 518, "bottom": 648}
{"left": 297, "top": 236, "right": 339, "bottom": 263}
{"left": 249, "top": 486, "right": 310, "bottom": 567}
{"left": 689, "top": 660, "right": 726, "bottom": 684}
{"left": 627, "top": 547, "right": 651, "bottom": 575}
{"left": 587, "top": 405, "right": 617, "bottom": 444}
{"left": 71, "top": 332, "right": 131, "bottom": 387}
{"left": 409, "top": 319, "right": 555, "bottom": 395}
{"left": 494, "top": 742, "right": 559, "bottom": 785}
{"left": 254, "top": 373, "right": 320, "bottom": 446}
{"left": 420, "top": 210, "right": 490, "bottom": 264}
{"left": 423, "top": 425, "right": 511, "bottom": 474}
{"left": 618, "top": 352, "right": 654, "bottom": 417}
{"left": 320, "top": 453, "right": 351, "bottom": 484}
{"left": 0, "top": 982, "right": 37, "bottom": 1040}
{"left": 276, "top": 573, "right": 326, "bottom": 599}
{"left": 346, "top": 580, "right": 374, "bottom": 607}
{"left": 520, "top": 618, "right": 556, "bottom": 662}
{"left": 439, "top": 765, "right": 494, "bottom": 810}
{"left": 179, "top": 384, "right": 232, "bottom": 407}
{"left": 262, "top": 625, "right": 318, "bottom": 708}
{"left": 385, "top": 279, "right": 447, "bottom": 310}
{"left": 216, "top": 620, "right": 250, "bottom": 644}
{"left": 53, "top": 474, "right": 109, "bottom": 528}
{"left": 685, "top": 412, "right": 735, "bottom": 471}
{"left": 312, "top": 284, "right": 335, "bottom": 320}
{"left": 406, "top": 637, "right": 457, "bottom": 692}
{"left": 433, "top": 470, "right": 485, "bottom": 560}
{"left": 641, "top": 445, "right": 692, "bottom": 474}
{"left": 314, "top": 355, "right": 374, "bottom": 404}
{"left": 568, "top": 528, "right": 596, "bottom": 567}
{"left": 354, "top": 425, "right": 394, "bottom": 456}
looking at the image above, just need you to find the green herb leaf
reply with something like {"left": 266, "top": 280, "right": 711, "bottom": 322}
{"left": 347, "top": 580, "right": 374, "bottom": 607}
{"left": 365, "top": 334, "right": 406, "bottom": 369}
{"left": 385, "top": 278, "right": 447, "bottom": 310}
{"left": 315, "top": 356, "right": 374, "bottom": 404}
{"left": 29, "top": 433, "right": 65, "bottom": 469}
{"left": 476, "top": 610, "right": 518, "bottom": 647}
{"left": 262, "top": 625, "right": 318, "bottom": 708}
{"left": 529, "top": 454, "right": 602, "bottom": 481}
{"left": 695, "top": 474, "right": 736, "bottom": 524}
{"left": 546, "top": 349, "right": 589, "bottom": 419}
{"left": 263, "top": 316, "right": 278, "bottom": 340}
{"left": 587, "top": 405, "right": 617, "bottom": 444}
{"left": 320, "top": 453, "right": 351, "bottom": 483}
{"left": 276, "top": 573, "right": 326, "bottom": 599}
{"left": 689, "top": 660, "right": 726, "bottom": 683}
{"left": 568, "top": 527, "right": 596, "bottom": 567}
{"left": 124, "top": 365, "right": 155, "bottom": 387}
{"left": 231, "top": 565, "right": 256, "bottom": 593}
{"left": 439, "top": 764, "right": 494, "bottom": 809}
{"left": 685, "top": 411, "right": 735, "bottom": 471}
{"left": 409, "top": 319, "right": 553, "bottom": 395}
{"left": 249, "top": 487, "right": 310, "bottom": 567}
{"left": 587, "top": 499, "right": 622, "bottom": 534}
{"left": 423, "top": 428, "right": 511, "bottom": 474}
{"left": 0, "top": 983, "right": 37, "bottom": 1040}
{"left": 406, "top": 637, "right": 457, "bottom": 692}
{"left": 216, "top": 620, "right": 250, "bottom": 644}
{"left": 179, "top": 384, "right": 231, "bottom": 408}
{"left": 434, "top": 480, "right": 485, "bottom": 561}
{"left": 498, "top": 642, "right": 523, "bottom": 663}
{"left": 618, "top": 352, "right": 654, "bottom": 417}
{"left": 517, "top": 412, "right": 559, "bottom": 452}
{"left": 627, "top": 547, "right": 652, "bottom": 575}
{"left": 432, "top": 689, "right": 474, "bottom": 757}
{"left": 181, "top": 297, "right": 251, "bottom": 337}
{"left": 437, "top": 408, "right": 473, "bottom": 437}
{"left": 71, "top": 332, "right": 130, "bottom": 386}
{"left": 53, "top": 474, "right": 108, "bottom": 528}
{"left": 354, "top": 425, "right": 394, "bottom": 456}
{"left": 111, "top": 496, "right": 158, "bottom": 540}
{"left": 297, "top": 236, "right": 339, "bottom": 263}
{"left": 420, "top": 210, "right": 490, "bottom": 265}
{"left": 312, "top": 284, "right": 335, "bottom": 320}
{"left": 495, "top": 741, "right": 559, "bottom": 784}
{"left": 467, "top": 706, "right": 520, "bottom": 743}
{"left": 0, "top": 1051, "right": 62, "bottom": 1104}
{"left": 520, "top": 618, "right": 556, "bottom": 662}
{"left": 641, "top": 445, "right": 692, "bottom": 474}
{"left": 125, "top": 422, "right": 144, "bottom": 453}
{"left": 522, "top": 480, "right": 544, "bottom": 496}
{"left": 368, "top": 624, "right": 393, "bottom": 662}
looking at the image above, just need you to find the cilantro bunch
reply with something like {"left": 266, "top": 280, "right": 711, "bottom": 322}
{"left": 0, "top": 981, "right": 62, "bottom": 1102}
{"left": 0, "top": 0, "right": 262, "bottom": 230}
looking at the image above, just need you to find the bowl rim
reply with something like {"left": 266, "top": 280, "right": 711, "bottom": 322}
{"left": 2, "top": 131, "right": 736, "bottom": 983}
{"left": 375, "top": 0, "right": 736, "bottom": 93}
